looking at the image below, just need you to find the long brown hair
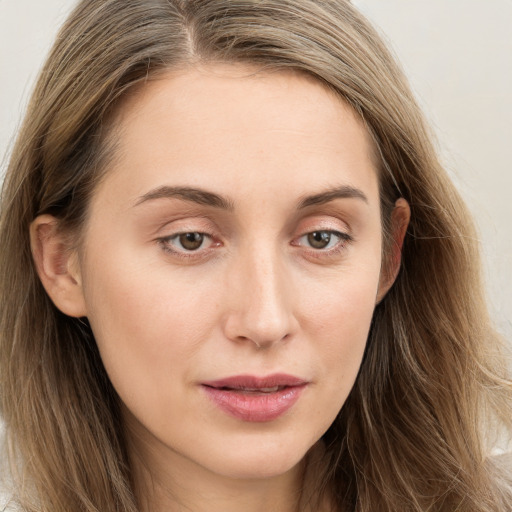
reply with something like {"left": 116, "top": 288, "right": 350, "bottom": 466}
{"left": 1, "top": 1, "right": 510, "bottom": 510}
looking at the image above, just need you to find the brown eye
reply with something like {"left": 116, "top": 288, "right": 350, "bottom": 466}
{"left": 307, "top": 231, "right": 333, "bottom": 249}
{"left": 159, "top": 231, "right": 217, "bottom": 257}
{"left": 178, "top": 232, "right": 205, "bottom": 251}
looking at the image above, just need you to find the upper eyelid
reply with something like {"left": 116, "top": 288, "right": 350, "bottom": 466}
{"left": 157, "top": 232, "right": 218, "bottom": 258}
{"left": 294, "top": 230, "right": 353, "bottom": 245}
{"left": 153, "top": 211, "right": 354, "bottom": 243}
{"left": 293, "top": 211, "right": 352, "bottom": 230}
{"left": 159, "top": 231, "right": 215, "bottom": 244}
{"left": 294, "top": 221, "right": 353, "bottom": 239}
{"left": 150, "top": 208, "right": 352, "bottom": 233}
{"left": 154, "top": 218, "right": 220, "bottom": 238}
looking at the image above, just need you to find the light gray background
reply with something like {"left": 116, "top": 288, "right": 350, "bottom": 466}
{"left": 1, "top": 0, "right": 511, "bottom": 340}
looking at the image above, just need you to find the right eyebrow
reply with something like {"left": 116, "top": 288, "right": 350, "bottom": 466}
{"left": 133, "top": 186, "right": 235, "bottom": 211}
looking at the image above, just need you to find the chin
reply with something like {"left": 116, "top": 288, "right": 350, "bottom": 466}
{"left": 214, "top": 458, "right": 302, "bottom": 481}
{"left": 200, "top": 436, "right": 315, "bottom": 481}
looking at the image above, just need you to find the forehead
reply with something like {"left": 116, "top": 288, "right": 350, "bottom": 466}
{"left": 96, "top": 63, "right": 380, "bottom": 211}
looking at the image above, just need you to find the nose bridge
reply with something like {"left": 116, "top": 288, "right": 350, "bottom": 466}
{"left": 224, "top": 242, "right": 294, "bottom": 348}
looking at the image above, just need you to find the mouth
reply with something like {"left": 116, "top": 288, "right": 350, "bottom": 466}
{"left": 210, "top": 385, "right": 286, "bottom": 394}
{"left": 201, "top": 374, "right": 308, "bottom": 422}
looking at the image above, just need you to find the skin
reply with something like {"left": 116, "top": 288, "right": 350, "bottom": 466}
{"left": 31, "top": 64, "right": 409, "bottom": 512}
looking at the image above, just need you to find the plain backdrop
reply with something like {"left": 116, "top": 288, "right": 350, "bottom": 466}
{"left": 1, "top": 0, "right": 511, "bottom": 341}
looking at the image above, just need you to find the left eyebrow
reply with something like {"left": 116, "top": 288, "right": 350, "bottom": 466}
{"left": 297, "top": 185, "right": 369, "bottom": 209}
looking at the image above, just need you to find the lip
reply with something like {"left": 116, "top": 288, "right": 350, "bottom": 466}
{"left": 201, "top": 374, "right": 308, "bottom": 422}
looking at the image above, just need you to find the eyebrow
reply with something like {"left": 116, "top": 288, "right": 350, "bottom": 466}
{"left": 134, "top": 184, "right": 368, "bottom": 210}
{"left": 297, "top": 185, "right": 368, "bottom": 208}
{"left": 134, "top": 186, "right": 234, "bottom": 210}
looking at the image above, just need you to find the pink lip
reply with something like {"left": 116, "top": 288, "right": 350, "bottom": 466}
{"left": 201, "top": 374, "right": 308, "bottom": 422}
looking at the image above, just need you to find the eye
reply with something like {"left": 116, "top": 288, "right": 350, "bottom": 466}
{"left": 160, "top": 232, "right": 213, "bottom": 253}
{"left": 295, "top": 230, "right": 351, "bottom": 251}
{"left": 306, "top": 231, "right": 336, "bottom": 249}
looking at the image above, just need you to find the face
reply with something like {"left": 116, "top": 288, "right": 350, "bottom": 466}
{"left": 72, "top": 64, "right": 386, "bottom": 482}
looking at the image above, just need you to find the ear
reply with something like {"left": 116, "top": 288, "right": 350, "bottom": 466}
{"left": 30, "top": 214, "right": 87, "bottom": 317}
{"left": 376, "top": 198, "right": 410, "bottom": 303}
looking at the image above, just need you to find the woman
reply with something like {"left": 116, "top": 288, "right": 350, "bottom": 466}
{"left": 0, "top": 1, "right": 510, "bottom": 511}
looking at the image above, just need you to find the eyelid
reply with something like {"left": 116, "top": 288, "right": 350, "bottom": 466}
{"left": 156, "top": 234, "right": 222, "bottom": 265}
{"left": 290, "top": 228, "right": 354, "bottom": 262}
{"left": 163, "top": 231, "right": 212, "bottom": 249}
{"left": 292, "top": 229, "right": 352, "bottom": 247}
{"left": 152, "top": 213, "right": 218, "bottom": 234}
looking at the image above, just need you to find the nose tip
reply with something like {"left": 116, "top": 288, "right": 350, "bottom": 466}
{"left": 222, "top": 256, "right": 296, "bottom": 350}
{"left": 227, "top": 306, "right": 292, "bottom": 350}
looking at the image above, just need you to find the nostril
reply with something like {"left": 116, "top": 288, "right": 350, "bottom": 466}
{"left": 222, "top": 269, "right": 296, "bottom": 348}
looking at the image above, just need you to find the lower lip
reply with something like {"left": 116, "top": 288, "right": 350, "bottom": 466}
{"left": 202, "top": 384, "right": 307, "bottom": 422}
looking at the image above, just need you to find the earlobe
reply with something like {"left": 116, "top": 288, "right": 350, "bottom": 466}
{"left": 376, "top": 198, "right": 411, "bottom": 303}
{"left": 30, "top": 215, "right": 87, "bottom": 317}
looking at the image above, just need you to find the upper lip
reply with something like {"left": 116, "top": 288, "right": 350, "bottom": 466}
{"left": 202, "top": 373, "right": 308, "bottom": 390}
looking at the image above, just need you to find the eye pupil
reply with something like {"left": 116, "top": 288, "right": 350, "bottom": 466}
{"left": 308, "top": 231, "right": 331, "bottom": 249}
{"left": 179, "top": 232, "right": 204, "bottom": 251}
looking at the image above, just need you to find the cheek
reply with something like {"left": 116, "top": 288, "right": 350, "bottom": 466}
{"left": 80, "top": 245, "right": 222, "bottom": 406}
{"left": 298, "top": 262, "right": 381, "bottom": 410}
{"left": 303, "top": 252, "right": 381, "bottom": 343}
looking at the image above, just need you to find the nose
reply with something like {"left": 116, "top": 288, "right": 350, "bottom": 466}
{"left": 222, "top": 248, "right": 297, "bottom": 350}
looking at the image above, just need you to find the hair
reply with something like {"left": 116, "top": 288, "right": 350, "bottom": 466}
{"left": 1, "top": 0, "right": 511, "bottom": 511}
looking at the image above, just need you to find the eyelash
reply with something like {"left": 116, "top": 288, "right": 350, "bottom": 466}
{"left": 157, "top": 229, "right": 353, "bottom": 260}
{"left": 157, "top": 232, "right": 218, "bottom": 259}
{"left": 293, "top": 230, "right": 353, "bottom": 256}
